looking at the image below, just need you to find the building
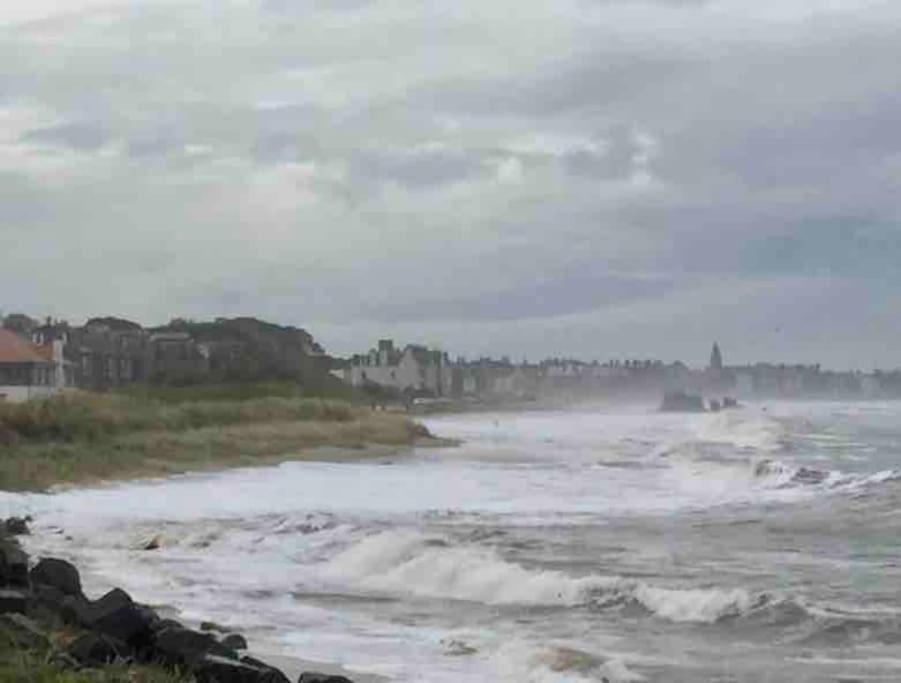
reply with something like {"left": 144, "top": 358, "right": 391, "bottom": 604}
{"left": 66, "top": 317, "right": 149, "bottom": 390}
{"left": 344, "top": 339, "right": 452, "bottom": 396}
{"left": 0, "top": 328, "right": 73, "bottom": 402}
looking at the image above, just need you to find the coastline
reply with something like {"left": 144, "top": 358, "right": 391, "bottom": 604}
{"left": 0, "top": 412, "right": 454, "bottom": 493}
{"left": 42, "top": 437, "right": 455, "bottom": 494}
{"left": 1, "top": 520, "right": 381, "bottom": 683}
{"left": 0, "top": 397, "right": 458, "bottom": 681}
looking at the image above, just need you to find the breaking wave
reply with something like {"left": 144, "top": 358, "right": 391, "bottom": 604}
{"left": 321, "top": 530, "right": 764, "bottom": 623}
{"left": 752, "top": 458, "right": 901, "bottom": 492}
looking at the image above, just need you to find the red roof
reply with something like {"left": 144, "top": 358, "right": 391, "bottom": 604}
{"left": 0, "top": 329, "right": 47, "bottom": 364}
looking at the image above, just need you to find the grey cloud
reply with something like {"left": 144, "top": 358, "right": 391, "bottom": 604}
{"left": 22, "top": 121, "right": 110, "bottom": 151}
{"left": 359, "top": 271, "right": 674, "bottom": 323}
{"left": 350, "top": 147, "right": 487, "bottom": 189}
{"left": 3, "top": 1, "right": 901, "bottom": 365}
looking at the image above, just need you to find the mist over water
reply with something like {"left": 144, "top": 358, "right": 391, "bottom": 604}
{"left": 6, "top": 401, "right": 901, "bottom": 682}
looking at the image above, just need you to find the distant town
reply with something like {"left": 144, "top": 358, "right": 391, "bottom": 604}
{"left": 2, "top": 313, "right": 901, "bottom": 405}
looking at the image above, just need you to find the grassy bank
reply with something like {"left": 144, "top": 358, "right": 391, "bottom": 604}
{"left": 0, "top": 640, "right": 186, "bottom": 682}
{"left": 0, "top": 392, "right": 433, "bottom": 492}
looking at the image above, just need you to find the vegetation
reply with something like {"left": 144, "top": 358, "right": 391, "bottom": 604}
{"left": 0, "top": 625, "right": 187, "bottom": 683}
{"left": 0, "top": 393, "right": 362, "bottom": 446}
{"left": 119, "top": 379, "right": 355, "bottom": 404}
{"left": 0, "top": 390, "right": 433, "bottom": 491}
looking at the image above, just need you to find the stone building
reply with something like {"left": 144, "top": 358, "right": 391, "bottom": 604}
{"left": 344, "top": 339, "right": 452, "bottom": 396}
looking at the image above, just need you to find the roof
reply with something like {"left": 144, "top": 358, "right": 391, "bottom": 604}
{"left": 0, "top": 329, "right": 48, "bottom": 364}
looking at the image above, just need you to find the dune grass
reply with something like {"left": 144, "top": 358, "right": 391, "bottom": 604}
{"left": 0, "top": 622, "right": 188, "bottom": 683}
{"left": 0, "top": 392, "right": 360, "bottom": 446}
{"left": 0, "top": 391, "right": 433, "bottom": 491}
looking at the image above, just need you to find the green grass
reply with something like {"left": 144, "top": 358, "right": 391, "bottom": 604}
{"left": 0, "top": 391, "right": 433, "bottom": 491}
{"left": 118, "top": 379, "right": 357, "bottom": 404}
{"left": 0, "top": 626, "right": 187, "bottom": 683}
{"left": 0, "top": 392, "right": 359, "bottom": 446}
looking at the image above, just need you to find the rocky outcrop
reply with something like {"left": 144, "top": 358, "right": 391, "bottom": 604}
{"left": 0, "top": 518, "right": 357, "bottom": 683}
{"left": 659, "top": 391, "right": 706, "bottom": 413}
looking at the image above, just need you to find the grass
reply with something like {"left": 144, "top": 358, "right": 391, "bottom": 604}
{"left": 0, "top": 392, "right": 360, "bottom": 445}
{"left": 118, "top": 379, "right": 356, "bottom": 404}
{"left": 0, "top": 390, "right": 435, "bottom": 491}
{"left": 0, "top": 622, "right": 187, "bottom": 683}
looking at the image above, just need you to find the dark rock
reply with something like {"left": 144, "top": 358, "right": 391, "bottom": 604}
{"left": 31, "top": 584, "right": 67, "bottom": 613}
{"left": 0, "top": 589, "right": 28, "bottom": 614}
{"left": 660, "top": 391, "right": 706, "bottom": 413}
{"left": 239, "top": 656, "right": 292, "bottom": 683}
{"left": 59, "top": 595, "right": 91, "bottom": 626}
{"left": 140, "top": 534, "right": 162, "bottom": 551}
{"left": 201, "top": 620, "right": 229, "bottom": 633}
{"left": 0, "top": 544, "right": 29, "bottom": 588}
{"left": 30, "top": 558, "right": 82, "bottom": 597}
{"left": 298, "top": 673, "right": 356, "bottom": 683}
{"left": 4, "top": 517, "right": 30, "bottom": 536}
{"left": 67, "top": 632, "right": 132, "bottom": 666}
{"left": 0, "top": 613, "right": 51, "bottom": 650}
{"left": 82, "top": 588, "right": 152, "bottom": 644}
{"left": 222, "top": 633, "right": 248, "bottom": 650}
{"left": 194, "top": 654, "right": 270, "bottom": 682}
{"left": 154, "top": 627, "right": 237, "bottom": 667}
{"left": 135, "top": 604, "right": 161, "bottom": 631}
{"left": 153, "top": 617, "right": 183, "bottom": 632}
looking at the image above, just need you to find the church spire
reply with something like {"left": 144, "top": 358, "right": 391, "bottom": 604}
{"left": 709, "top": 342, "right": 723, "bottom": 371}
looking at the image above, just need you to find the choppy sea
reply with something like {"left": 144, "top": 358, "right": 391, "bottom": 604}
{"left": 5, "top": 401, "right": 901, "bottom": 682}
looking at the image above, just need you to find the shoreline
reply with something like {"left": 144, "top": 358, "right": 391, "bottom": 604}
{"left": 1, "top": 520, "right": 377, "bottom": 682}
{"left": 42, "top": 437, "right": 455, "bottom": 494}
{"left": 1, "top": 412, "right": 455, "bottom": 493}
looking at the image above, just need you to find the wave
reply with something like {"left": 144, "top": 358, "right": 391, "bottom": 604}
{"left": 691, "top": 411, "right": 787, "bottom": 453}
{"left": 320, "top": 530, "right": 765, "bottom": 624}
{"left": 493, "top": 642, "right": 644, "bottom": 683}
{"left": 723, "top": 594, "right": 901, "bottom": 647}
{"left": 752, "top": 458, "right": 901, "bottom": 492}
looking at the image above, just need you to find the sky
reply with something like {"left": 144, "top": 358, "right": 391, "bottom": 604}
{"left": 1, "top": 0, "right": 900, "bottom": 369}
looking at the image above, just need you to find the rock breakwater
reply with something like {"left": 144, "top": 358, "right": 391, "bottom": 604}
{"left": 0, "top": 517, "right": 354, "bottom": 683}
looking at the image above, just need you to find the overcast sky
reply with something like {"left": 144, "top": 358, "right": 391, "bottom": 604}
{"left": 2, "top": 0, "right": 900, "bottom": 368}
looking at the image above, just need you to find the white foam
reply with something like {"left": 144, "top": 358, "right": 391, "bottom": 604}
{"left": 321, "top": 530, "right": 761, "bottom": 625}
{"left": 492, "top": 641, "right": 644, "bottom": 683}
{"left": 631, "top": 584, "right": 756, "bottom": 623}
{"left": 322, "top": 530, "right": 614, "bottom": 606}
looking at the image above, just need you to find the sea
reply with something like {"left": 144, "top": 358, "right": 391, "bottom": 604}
{"left": 4, "top": 401, "right": 901, "bottom": 682}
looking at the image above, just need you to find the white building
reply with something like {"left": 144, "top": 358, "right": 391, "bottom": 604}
{"left": 344, "top": 339, "right": 452, "bottom": 396}
{"left": 0, "top": 328, "right": 72, "bottom": 403}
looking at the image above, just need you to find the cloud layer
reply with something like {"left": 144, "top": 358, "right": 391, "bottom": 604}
{"left": 2, "top": 0, "right": 900, "bottom": 368}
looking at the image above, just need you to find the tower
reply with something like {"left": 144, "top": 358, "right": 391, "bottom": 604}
{"left": 709, "top": 342, "right": 723, "bottom": 372}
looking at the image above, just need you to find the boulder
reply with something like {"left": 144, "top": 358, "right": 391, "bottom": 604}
{"left": 153, "top": 627, "right": 237, "bottom": 667}
{"left": 241, "top": 656, "right": 292, "bottom": 683}
{"left": 221, "top": 633, "right": 248, "bottom": 651}
{"left": 153, "top": 617, "right": 183, "bottom": 633}
{"left": 3, "top": 517, "right": 30, "bottom": 536}
{"left": 67, "top": 632, "right": 132, "bottom": 666}
{"left": 79, "top": 589, "right": 154, "bottom": 645}
{"left": 59, "top": 595, "right": 91, "bottom": 626}
{"left": 31, "top": 584, "right": 67, "bottom": 615}
{"left": 135, "top": 604, "right": 161, "bottom": 631}
{"left": 30, "top": 558, "right": 82, "bottom": 597}
{"left": 0, "top": 589, "right": 28, "bottom": 615}
{"left": 0, "top": 613, "right": 51, "bottom": 650}
{"left": 297, "top": 674, "right": 356, "bottom": 683}
{"left": 0, "top": 544, "right": 29, "bottom": 588}
{"left": 140, "top": 534, "right": 162, "bottom": 551}
{"left": 194, "top": 654, "right": 271, "bottom": 683}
